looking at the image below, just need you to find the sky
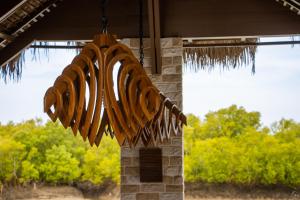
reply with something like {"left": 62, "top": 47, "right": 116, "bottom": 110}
{"left": 0, "top": 38, "right": 300, "bottom": 127}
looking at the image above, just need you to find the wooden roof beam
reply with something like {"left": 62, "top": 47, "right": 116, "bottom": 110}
{"left": 0, "top": 34, "right": 33, "bottom": 68}
{"left": 148, "top": 0, "right": 156, "bottom": 74}
{"left": 153, "top": 0, "right": 162, "bottom": 74}
{"left": 27, "top": 39, "right": 300, "bottom": 49}
{"left": 0, "top": 0, "right": 29, "bottom": 23}
{"left": 0, "top": 0, "right": 62, "bottom": 48}
{"left": 8, "top": 0, "right": 61, "bottom": 37}
{"left": 0, "top": 0, "right": 63, "bottom": 67}
{"left": 148, "top": 0, "right": 162, "bottom": 74}
{"left": 276, "top": 0, "right": 300, "bottom": 15}
{"left": 0, "top": 32, "right": 14, "bottom": 41}
{"left": 183, "top": 40, "right": 300, "bottom": 47}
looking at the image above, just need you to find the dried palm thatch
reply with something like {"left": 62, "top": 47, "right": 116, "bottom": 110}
{"left": 0, "top": 42, "right": 82, "bottom": 82}
{"left": 1, "top": 38, "right": 259, "bottom": 82}
{"left": 0, "top": 52, "right": 25, "bottom": 82}
{"left": 183, "top": 38, "right": 258, "bottom": 73}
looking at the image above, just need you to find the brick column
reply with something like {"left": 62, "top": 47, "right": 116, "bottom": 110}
{"left": 120, "top": 38, "right": 183, "bottom": 200}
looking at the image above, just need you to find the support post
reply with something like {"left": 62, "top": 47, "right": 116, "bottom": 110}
{"left": 120, "top": 37, "right": 184, "bottom": 200}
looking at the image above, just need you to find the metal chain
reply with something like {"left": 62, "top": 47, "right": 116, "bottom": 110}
{"left": 139, "top": 0, "right": 144, "bottom": 66}
{"left": 101, "top": 0, "right": 108, "bottom": 33}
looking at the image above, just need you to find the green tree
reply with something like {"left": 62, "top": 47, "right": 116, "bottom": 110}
{"left": 184, "top": 114, "right": 201, "bottom": 155}
{"left": 201, "top": 105, "right": 261, "bottom": 138}
{"left": 184, "top": 105, "right": 300, "bottom": 187}
{"left": 20, "top": 160, "right": 39, "bottom": 183}
{"left": 0, "top": 106, "right": 299, "bottom": 187}
{"left": 81, "top": 136, "right": 120, "bottom": 184}
{"left": 273, "top": 119, "right": 300, "bottom": 142}
{"left": 40, "top": 145, "right": 81, "bottom": 184}
{"left": 0, "top": 137, "right": 25, "bottom": 183}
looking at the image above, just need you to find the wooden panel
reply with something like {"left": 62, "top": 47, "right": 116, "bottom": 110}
{"left": 35, "top": 0, "right": 150, "bottom": 40}
{"left": 159, "top": 0, "right": 300, "bottom": 37}
{"left": 139, "top": 148, "right": 162, "bottom": 182}
{"left": 31, "top": 0, "right": 300, "bottom": 41}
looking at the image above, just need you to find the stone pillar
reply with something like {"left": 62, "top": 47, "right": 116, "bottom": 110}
{"left": 120, "top": 38, "right": 183, "bottom": 200}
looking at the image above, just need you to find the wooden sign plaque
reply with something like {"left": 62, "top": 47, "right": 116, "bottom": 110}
{"left": 139, "top": 148, "right": 163, "bottom": 182}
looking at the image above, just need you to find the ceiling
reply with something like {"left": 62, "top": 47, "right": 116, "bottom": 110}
{"left": 1, "top": 0, "right": 300, "bottom": 69}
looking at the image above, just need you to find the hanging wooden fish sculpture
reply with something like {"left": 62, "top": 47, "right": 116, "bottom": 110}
{"left": 44, "top": 34, "right": 186, "bottom": 147}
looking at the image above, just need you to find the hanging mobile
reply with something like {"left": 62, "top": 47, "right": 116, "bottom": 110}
{"left": 43, "top": 0, "right": 186, "bottom": 147}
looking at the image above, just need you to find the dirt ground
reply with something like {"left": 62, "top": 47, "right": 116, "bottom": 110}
{"left": 185, "top": 183, "right": 300, "bottom": 200}
{"left": 1, "top": 184, "right": 299, "bottom": 200}
{"left": 0, "top": 185, "right": 120, "bottom": 200}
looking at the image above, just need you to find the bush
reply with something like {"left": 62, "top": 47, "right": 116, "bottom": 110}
{"left": 0, "top": 105, "right": 299, "bottom": 187}
{"left": 0, "top": 119, "right": 119, "bottom": 185}
{"left": 184, "top": 106, "right": 300, "bottom": 187}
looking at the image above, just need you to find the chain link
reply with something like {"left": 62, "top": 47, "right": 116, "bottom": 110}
{"left": 101, "top": 0, "right": 108, "bottom": 33}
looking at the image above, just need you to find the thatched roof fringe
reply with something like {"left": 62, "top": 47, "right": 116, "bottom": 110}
{"left": 183, "top": 39, "right": 258, "bottom": 73}
{"left": 0, "top": 41, "right": 81, "bottom": 82}
{"left": 1, "top": 38, "right": 275, "bottom": 81}
{"left": 1, "top": 51, "right": 25, "bottom": 83}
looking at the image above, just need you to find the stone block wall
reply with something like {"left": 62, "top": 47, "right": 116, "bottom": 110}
{"left": 120, "top": 38, "right": 183, "bottom": 200}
